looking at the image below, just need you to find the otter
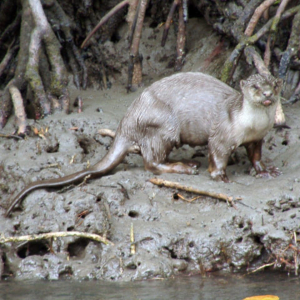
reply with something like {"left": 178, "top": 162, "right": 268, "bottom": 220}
{"left": 5, "top": 72, "right": 283, "bottom": 216}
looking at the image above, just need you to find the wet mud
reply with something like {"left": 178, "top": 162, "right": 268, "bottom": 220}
{"left": 0, "top": 19, "right": 299, "bottom": 281}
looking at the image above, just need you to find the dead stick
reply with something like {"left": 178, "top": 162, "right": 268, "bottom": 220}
{"left": 149, "top": 178, "right": 236, "bottom": 207}
{"left": 0, "top": 231, "right": 113, "bottom": 246}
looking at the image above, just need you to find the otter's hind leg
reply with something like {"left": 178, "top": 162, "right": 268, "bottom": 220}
{"left": 141, "top": 135, "right": 198, "bottom": 175}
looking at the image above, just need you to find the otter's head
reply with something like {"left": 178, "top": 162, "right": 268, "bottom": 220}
{"left": 240, "top": 74, "right": 283, "bottom": 107}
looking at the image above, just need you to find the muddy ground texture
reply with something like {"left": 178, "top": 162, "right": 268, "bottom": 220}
{"left": 0, "top": 19, "right": 300, "bottom": 281}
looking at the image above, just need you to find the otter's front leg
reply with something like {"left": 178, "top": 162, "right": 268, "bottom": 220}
{"left": 207, "top": 146, "right": 231, "bottom": 182}
{"left": 245, "top": 141, "right": 280, "bottom": 178}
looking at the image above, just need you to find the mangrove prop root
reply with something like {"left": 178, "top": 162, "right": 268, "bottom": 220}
{"left": 149, "top": 178, "right": 237, "bottom": 207}
{"left": 26, "top": 27, "right": 50, "bottom": 118}
{"left": 279, "top": 8, "right": 300, "bottom": 80}
{"left": 25, "top": 0, "right": 70, "bottom": 118}
{"left": 244, "top": 46, "right": 270, "bottom": 77}
{"left": 244, "top": 0, "right": 276, "bottom": 37}
{"left": 0, "top": 41, "right": 19, "bottom": 78}
{"left": 161, "top": 0, "right": 179, "bottom": 47}
{"left": 0, "top": 0, "right": 32, "bottom": 128}
{"left": 175, "top": 0, "right": 186, "bottom": 71}
{"left": 288, "top": 80, "right": 300, "bottom": 104}
{"left": 8, "top": 85, "right": 27, "bottom": 135}
{"left": 0, "top": 231, "right": 113, "bottom": 246}
{"left": 221, "top": 4, "right": 300, "bottom": 84}
{"left": 127, "top": 0, "right": 148, "bottom": 90}
{"left": 264, "top": 0, "right": 290, "bottom": 67}
{"left": 45, "top": 0, "right": 87, "bottom": 90}
{"left": 84, "top": 18, "right": 107, "bottom": 89}
{"left": 81, "top": 0, "right": 129, "bottom": 49}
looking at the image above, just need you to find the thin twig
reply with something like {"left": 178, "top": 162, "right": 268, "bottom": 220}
{"left": 0, "top": 231, "right": 113, "bottom": 245}
{"left": 130, "top": 222, "right": 135, "bottom": 254}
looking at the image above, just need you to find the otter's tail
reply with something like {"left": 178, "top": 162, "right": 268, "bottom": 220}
{"left": 5, "top": 136, "right": 130, "bottom": 217}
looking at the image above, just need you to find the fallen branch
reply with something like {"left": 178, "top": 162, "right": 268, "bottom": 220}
{"left": 0, "top": 231, "right": 113, "bottom": 246}
{"left": 149, "top": 178, "right": 237, "bottom": 207}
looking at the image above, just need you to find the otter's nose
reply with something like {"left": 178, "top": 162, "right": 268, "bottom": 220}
{"left": 263, "top": 90, "right": 273, "bottom": 97}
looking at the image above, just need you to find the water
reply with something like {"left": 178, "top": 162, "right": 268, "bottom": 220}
{"left": 0, "top": 272, "right": 299, "bottom": 300}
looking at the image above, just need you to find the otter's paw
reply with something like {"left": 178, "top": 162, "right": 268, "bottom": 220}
{"left": 255, "top": 166, "right": 281, "bottom": 179}
{"left": 210, "top": 171, "right": 230, "bottom": 183}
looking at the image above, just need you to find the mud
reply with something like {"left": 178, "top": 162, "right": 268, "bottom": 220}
{"left": 0, "top": 18, "right": 299, "bottom": 281}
